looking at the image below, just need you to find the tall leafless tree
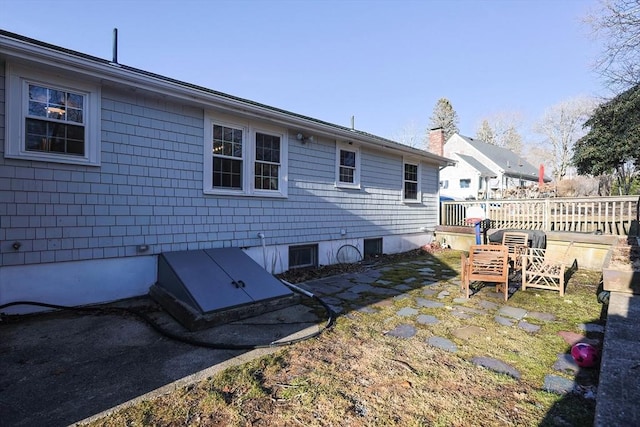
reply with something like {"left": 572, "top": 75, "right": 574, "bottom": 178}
{"left": 474, "top": 112, "right": 524, "bottom": 154}
{"left": 586, "top": 0, "right": 640, "bottom": 89}
{"left": 533, "top": 97, "right": 598, "bottom": 181}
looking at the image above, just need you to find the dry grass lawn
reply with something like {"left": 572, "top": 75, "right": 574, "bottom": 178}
{"left": 88, "top": 249, "right": 603, "bottom": 426}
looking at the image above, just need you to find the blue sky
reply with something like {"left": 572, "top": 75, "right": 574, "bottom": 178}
{"left": 1, "top": 0, "right": 604, "bottom": 145}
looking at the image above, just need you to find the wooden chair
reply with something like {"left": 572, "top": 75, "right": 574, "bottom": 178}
{"left": 461, "top": 245, "right": 510, "bottom": 301}
{"left": 501, "top": 232, "right": 529, "bottom": 269}
{"left": 521, "top": 244, "right": 575, "bottom": 296}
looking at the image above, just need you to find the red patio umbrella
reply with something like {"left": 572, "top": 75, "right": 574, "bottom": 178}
{"left": 539, "top": 164, "right": 544, "bottom": 187}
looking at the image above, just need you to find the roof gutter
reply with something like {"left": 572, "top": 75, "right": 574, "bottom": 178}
{"left": 0, "top": 31, "right": 452, "bottom": 167}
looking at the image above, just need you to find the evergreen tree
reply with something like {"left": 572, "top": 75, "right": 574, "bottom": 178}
{"left": 573, "top": 84, "right": 640, "bottom": 194}
{"left": 428, "top": 98, "right": 459, "bottom": 141}
{"left": 475, "top": 119, "right": 496, "bottom": 144}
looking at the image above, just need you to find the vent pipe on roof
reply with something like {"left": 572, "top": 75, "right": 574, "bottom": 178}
{"left": 351, "top": 115, "right": 355, "bottom": 130}
{"left": 112, "top": 28, "right": 118, "bottom": 64}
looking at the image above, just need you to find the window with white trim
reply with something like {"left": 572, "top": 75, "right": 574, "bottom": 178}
{"left": 460, "top": 178, "right": 471, "bottom": 188}
{"left": 204, "top": 115, "right": 287, "bottom": 197}
{"left": 335, "top": 142, "right": 360, "bottom": 188}
{"left": 5, "top": 64, "right": 101, "bottom": 166}
{"left": 403, "top": 160, "right": 420, "bottom": 202}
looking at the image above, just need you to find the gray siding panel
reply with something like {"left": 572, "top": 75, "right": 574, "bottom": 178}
{"left": 0, "top": 81, "right": 438, "bottom": 267}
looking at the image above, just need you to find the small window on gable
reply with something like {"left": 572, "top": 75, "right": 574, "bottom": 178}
{"left": 335, "top": 142, "right": 360, "bottom": 189}
{"left": 460, "top": 179, "right": 471, "bottom": 188}
{"left": 5, "top": 64, "right": 101, "bottom": 166}
{"left": 403, "top": 160, "right": 421, "bottom": 202}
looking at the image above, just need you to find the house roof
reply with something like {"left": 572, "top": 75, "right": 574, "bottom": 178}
{"left": 0, "top": 29, "right": 453, "bottom": 167}
{"left": 456, "top": 154, "right": 497, "bottom": 178}
{"left": 456, "top": 135, "right": 550, "bottom": 182}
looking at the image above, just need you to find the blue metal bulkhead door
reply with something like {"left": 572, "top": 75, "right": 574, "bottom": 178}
{"left": 159, "top": 250, "right": 254, "bottom": 313}
{"left": 204, "top": 248, "right": 293, "bottom": 301}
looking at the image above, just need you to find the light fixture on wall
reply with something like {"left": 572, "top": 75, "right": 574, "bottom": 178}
{"left": 296, "top": 133, "right": 314, "bottom": 144}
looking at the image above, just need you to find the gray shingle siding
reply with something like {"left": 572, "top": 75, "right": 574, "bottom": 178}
{"left": 0, "top": 62, "right": 439, "bottom": 268}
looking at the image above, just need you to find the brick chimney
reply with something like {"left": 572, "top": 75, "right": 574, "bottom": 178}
{"left": 428, "top": 128, "right": 445, "bottom": 156}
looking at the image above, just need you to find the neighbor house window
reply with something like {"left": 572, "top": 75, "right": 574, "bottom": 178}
{"left": 204, "top": 115, "right": 287, "bottom": 197}
{"left": 335, "top": 142, "right": 360, "bottom": 189}
{"left": 5, "top": 64, "right": 101, "bottom": 166}
{"left": 403, "top": 161, "right": 420, "bottom": 202}
{"left": 440, "top": 180, "right": 449, "bottom": 189}
{"left": 460, "top": 179, "right": 471, "bottom": 188}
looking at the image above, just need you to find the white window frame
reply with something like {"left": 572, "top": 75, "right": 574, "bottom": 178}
{"left": 203, "top": 114, "right": 288, "bottom": 197}
{"left": 335, "top": 141, "right": 361, "bottom": 189}
{"left": 403, "top": 158, "right": 421, "bottom": 203}
{"left": 5, "top": 63, "right": 101, "bottom": 166}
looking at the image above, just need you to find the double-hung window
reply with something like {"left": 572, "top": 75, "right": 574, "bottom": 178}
{"left": 204, "top": 115, "right": 287, "bottom": 197}
{"left": 403, "top": 160, "right": 421, "bottom": 202}
{"left": 335, "top": 142, "right": 360, "bottom": 189}
{"left": 254, "top": 132, "right": 281, "bottom": 191}
{"left": 5, "top": 64, "right": 101, "bottom": 166}
{"left": 212, "top": 124, "right": 244, "bottom": 190}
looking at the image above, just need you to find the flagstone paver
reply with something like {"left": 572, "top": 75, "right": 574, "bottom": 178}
{"left": 349, "top": 284, "right": 378, "bottom": 294}
{"left": 427, "top": 336, "right": 458, "bottom": 353}
{"left": 518, "top": 320, "right": 541, "bottom": 333}
{"left": 452, "top": 297, "right": 469, "bottom": 304}
{"left": 416, "top": 314, "right": 438, "bottom": 325}
{"left": 437, "top": 291, "right": 450, "bottom": 299}
{"left": 375, "top": 280, "right": 392, "bottom": 286}
{"left": 416, "top": 298, "right": 444, "bottom": 309}
{"left": 498, "top": 306, "right": 528, "bottom": 320}
{"left": 472, "top": 356, "right": 521, "bottom": 380}
{"left": 368, "top": 287, "right": 400, "bottom": 296}
{"left": 385, "top": 324, "right": 417, "bottom": 338}
{"left": 396, "top": 307, "right": 419, "bottom": 317}
{"left": 452, "top": 311, "right": 473, "bottom": 319}
{"left": 452, "top": 325, "right": 486, "bottom": 340}
{"left": 394, "top": 284, "right": 413, "bottom": 291}
{"left": 476, "top": 300, "right": 498, "bottom": 311}
{"left": 336, "top": 291, "right": 362, "bottom": 301}
{"left": 553, "top": 353, "right": 580, "bottom": 373}
{"left": 422, "top": 289, "right": 437, "bottom": 296}
{"left": 495, "top": 316, "right": 514, "bottom": 326}
{"left": 544, "top": 375, "right": 576, "bottom": 394}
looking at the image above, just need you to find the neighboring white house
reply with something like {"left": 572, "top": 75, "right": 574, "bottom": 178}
{"left": 0, "top": 30, "right": 453, "bottom": 312}
{"left": 429, "top": 130, "right": 550, "bottom": 200}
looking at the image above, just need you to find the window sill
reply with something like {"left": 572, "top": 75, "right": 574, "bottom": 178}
{"left": 5, "top": 151, "right": 101, "bottom": 167}
{"left": 335, "top": 183, "right": 361, "bottom": 190}
{"left": 203, "top": 189, "right": 287, "bottom": 198}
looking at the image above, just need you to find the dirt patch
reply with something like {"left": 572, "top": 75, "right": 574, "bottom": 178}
{"left": 608, "top": 237, "right": 640, "bottom": 271}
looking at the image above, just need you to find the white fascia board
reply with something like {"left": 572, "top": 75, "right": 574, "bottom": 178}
{"left": 0, "top": 35, "right": 451, "bottom": 166}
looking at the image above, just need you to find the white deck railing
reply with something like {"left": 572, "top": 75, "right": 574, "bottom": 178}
{"left": 441, "top": 196, "right": 640, "bottom": 235}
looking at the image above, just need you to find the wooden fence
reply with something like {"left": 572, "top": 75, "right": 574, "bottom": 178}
{"left": 440, "top": 196, "right": 640, "bottom": 236}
